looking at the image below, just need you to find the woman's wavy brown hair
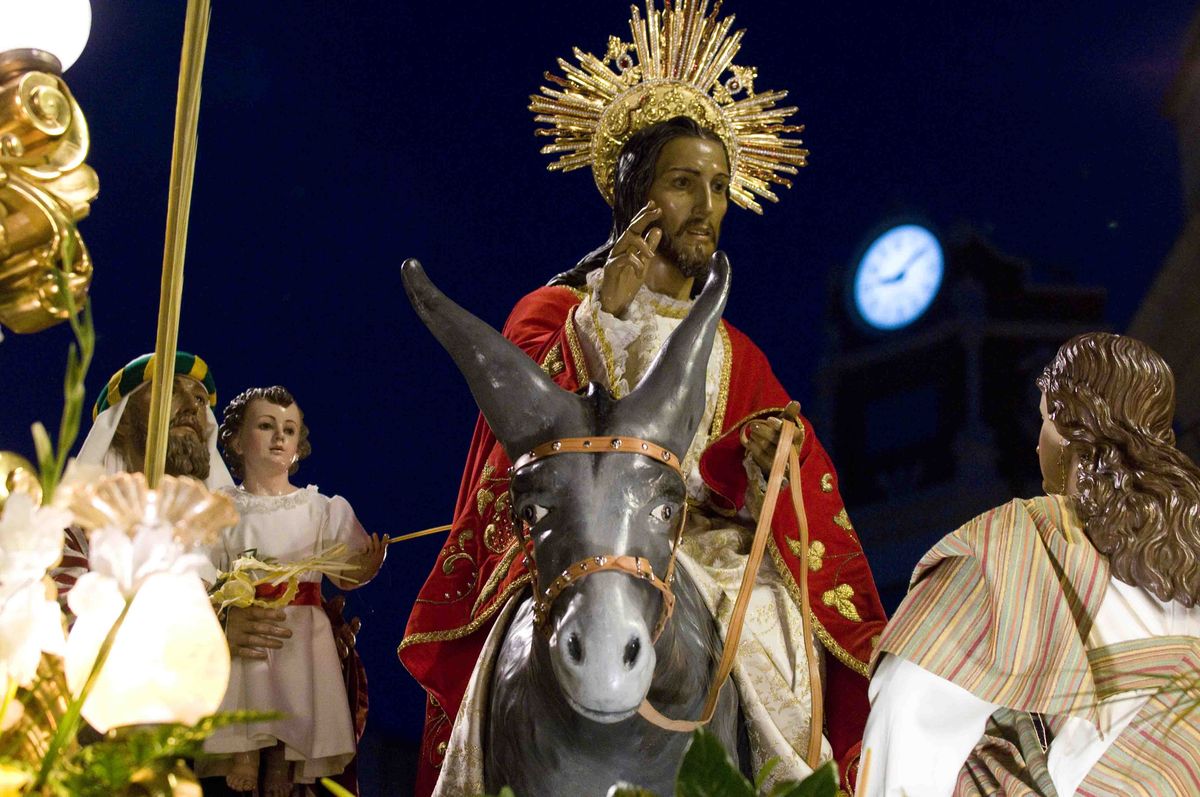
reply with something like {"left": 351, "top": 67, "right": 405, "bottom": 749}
{"left": 1037, "top": 332, "right": 1200, "bottom": 606}
{"left": 219, "top": 386, "right": 312, "bottom": 481}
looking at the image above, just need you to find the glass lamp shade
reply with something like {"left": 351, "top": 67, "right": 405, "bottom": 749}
{"left": 65, "top": 572, "right": 231, "bottom": 733}
{"left": 0, "top": 0, "right": 92, "bottom": 71}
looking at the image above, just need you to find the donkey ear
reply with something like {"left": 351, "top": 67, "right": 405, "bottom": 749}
{"left": 401, "top": 260, "right": 587, "bottom": 457}
{"left": 616, "top": 252, "right": 731, "bottom": 457}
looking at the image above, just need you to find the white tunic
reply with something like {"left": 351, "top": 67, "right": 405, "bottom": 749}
{"left": 201, "top": 486, "right": 367, "bottom": 783}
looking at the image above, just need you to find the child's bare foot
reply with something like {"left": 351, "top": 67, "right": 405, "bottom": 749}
{"left": 263, "top": 743, "right": 292, "bottom": 797}
{"left": 226, "top": 750, "right": 259, "bottom": 792}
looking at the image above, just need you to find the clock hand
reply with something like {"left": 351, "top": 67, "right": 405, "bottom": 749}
{"left": 879, "top": 246, "right": 931, "bottom": 284}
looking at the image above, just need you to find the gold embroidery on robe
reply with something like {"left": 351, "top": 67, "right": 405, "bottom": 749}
{"left": 540, "top": 342, "right": 565, "bottom": 376}
{"left": 399, "top": 574, "right": 533, "bottom": 649}
{"left": 785, "top": 537, "right": 825, "bottom": 572}
{"left": 414, "top": 528, "right": 478, "bottom": 605}
{"left": 808, "top": 540, "right": 825, "bottom": 571}
{"left": 820, "top": 473, "right": 833, "bottom": 493}
{"left": 483, "top": 522, "right": 504, "bottom": 554}
{"left": 472, "top": 542, "right": 522, "bottom": 618}
{"left": 833, "top": 508, "right": 854, "bottom": 532}
{"left": 476, "top": 488, "right": 495, "bottom": 516}
{"left": 822, "top": 583, "right": 862, "bottom": 622}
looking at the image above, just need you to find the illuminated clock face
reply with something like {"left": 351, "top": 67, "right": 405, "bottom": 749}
{"left": 853, "top": 224, "right": 944, "bottom": 331}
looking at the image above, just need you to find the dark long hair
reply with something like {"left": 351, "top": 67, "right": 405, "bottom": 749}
{"left": 548, "top": 116, "right": 725, "bottom": 288}
{"left": 1037, "top": 332, "right": 1200, "bottom": 606}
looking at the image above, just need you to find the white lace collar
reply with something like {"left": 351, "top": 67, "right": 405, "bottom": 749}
{"left": 225, "top": 484, "right": 318, "bottom": 514}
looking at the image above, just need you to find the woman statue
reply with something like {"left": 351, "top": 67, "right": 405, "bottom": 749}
{"left": 860, "top": 332, "right": 1200, "bottom": 796}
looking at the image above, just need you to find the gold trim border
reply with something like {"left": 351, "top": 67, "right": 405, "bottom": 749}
{"left": 591, "top": 296, "right": 621, "bottom": 395}
{"left": 399, "top": 574, "right": 532, "bottom": 652}
{"left": 471, "top": 542, "right": 523, "bottom": 619}
{"left": 565, "top": 305, "right": 590, "bottom": 387}
{"left": 708, "top": 323, "right": 732, "bottom": 446}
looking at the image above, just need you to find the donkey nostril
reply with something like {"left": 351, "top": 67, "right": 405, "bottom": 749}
{"left": 623, "top": 636, "right": 641, "bottom": 669}
{"left": 567, "top": 632, "right": 583, "bottom": 664}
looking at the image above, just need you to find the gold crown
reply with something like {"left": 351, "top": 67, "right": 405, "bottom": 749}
{"left": 530, "top": 0, "right": 808, "bottom": 214}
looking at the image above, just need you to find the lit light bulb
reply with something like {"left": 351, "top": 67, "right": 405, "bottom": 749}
{"left": 0, "top": 0, "right": 92, "bottom": 72}
{"left": 65, "top": 573, "right": 231, "bottom": 732}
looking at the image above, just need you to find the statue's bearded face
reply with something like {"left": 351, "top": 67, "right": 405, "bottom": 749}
{"left": 113, "top": 375, "right": 212, "bottom": 480}
{"left": 645, "top": 136, "right": 730, "bottom": 278}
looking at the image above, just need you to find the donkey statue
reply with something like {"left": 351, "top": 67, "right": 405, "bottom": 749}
{"left": 402, "top": 254, "right": 741, "bottom": 796}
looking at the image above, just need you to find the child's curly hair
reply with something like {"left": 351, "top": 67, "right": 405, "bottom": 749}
{"left": 219, "top": 386, "right": 312, "bottom": 480}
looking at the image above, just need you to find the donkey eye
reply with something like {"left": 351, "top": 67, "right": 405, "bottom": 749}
{"left": 650, "top": 503, "right": 674, "bottom": 522}
{"left": 521, "top": 505, "right": 548, "bottom": 524}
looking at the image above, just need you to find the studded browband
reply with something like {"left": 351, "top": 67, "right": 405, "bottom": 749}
{"left": 510, "top": 436, "right": 683, "bottom": 476}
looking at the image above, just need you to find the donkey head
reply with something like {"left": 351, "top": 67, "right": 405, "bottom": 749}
{"left": 402, "top": 256, "right": 729, "bottom": 722}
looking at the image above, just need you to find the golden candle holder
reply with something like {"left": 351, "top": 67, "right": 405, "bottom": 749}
{"left": 0, "top": 47, "right": 96, "bottom": 334}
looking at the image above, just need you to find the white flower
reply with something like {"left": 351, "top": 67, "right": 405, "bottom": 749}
{"left": 0, "top": 492, "right": 69, "bottom": 585}
{"left": 0, "top": 579, "right": 66, "bottom": 687}
{"left": 76, "top": 520, "right": 211, "bottom": 601}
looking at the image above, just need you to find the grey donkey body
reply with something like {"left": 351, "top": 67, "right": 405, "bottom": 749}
{"left": 402, "top": 255, "right": 742, "bottom": 795}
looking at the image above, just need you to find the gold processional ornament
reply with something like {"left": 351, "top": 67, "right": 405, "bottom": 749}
{"left": 68, "top": 471, "right": 238, "bottom": 548}
{"left": 0, "top": 450, "right": 42, "bottom": 509}
{"left": 530, "top": 0, "right": 809, "bottom": 214}
{"left": 0, "top": 49, "right": 98, "bottom": 334}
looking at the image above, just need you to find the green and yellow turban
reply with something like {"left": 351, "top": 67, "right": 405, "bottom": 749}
{"left": 93, "top": 351, "right": 216, "bottom": 421}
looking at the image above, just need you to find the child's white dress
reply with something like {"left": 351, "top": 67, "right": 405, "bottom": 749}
{"left": 203, "top": 485, "right": 366, "bottom": 782}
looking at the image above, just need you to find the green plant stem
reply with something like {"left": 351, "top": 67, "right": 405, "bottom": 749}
{"left": 0, "top": 675, "right": 16, "bottom": 727}
{"left": 33, "top": 598, "right": 131, "bottom": 790}
{"left": 36, "top": 262, "right": 95, "bottom": 505}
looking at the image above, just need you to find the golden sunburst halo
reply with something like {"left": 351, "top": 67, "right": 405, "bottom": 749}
{"left": 530, "top": 0, "right": 808, "bottom": 214}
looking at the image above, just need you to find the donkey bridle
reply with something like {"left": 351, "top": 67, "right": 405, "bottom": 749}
{"left": 506, "top": 407, "right": 823, "bottom": 755}
{"left": 512, "top": 435, "right": 688, "bottom": 643}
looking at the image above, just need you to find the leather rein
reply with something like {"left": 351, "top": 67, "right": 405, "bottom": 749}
{"left": 510, "top": 403, "right": 824, "bottom": 767}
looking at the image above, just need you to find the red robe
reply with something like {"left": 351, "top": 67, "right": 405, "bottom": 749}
{"left": 399, "top": 286, "right": 887, "bottom": 794}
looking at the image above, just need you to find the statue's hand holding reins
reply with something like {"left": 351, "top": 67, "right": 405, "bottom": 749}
{"left": 600, "top": 201, "right": 665, "bottom": 316}
{"left": 742, "top": 415, "right": 805, "bottom": 478}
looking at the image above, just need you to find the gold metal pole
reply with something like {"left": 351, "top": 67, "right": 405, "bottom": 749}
{"left": 144, "top": 0, "right": 211, "bottom": 486}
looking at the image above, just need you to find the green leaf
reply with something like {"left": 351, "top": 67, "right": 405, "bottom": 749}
{"left": 766, "top": 762, "right": 838, "bottom": 797}
{"left": 753, "top": 758, "right": 781, "bottom": 792}
{"left": 54, "top": 712, "right": 280, "bottom": 796}
{"left": 675, "top": 727, "right": 755, "bottom": 797}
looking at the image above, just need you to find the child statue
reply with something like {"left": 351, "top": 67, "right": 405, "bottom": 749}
{"left": 203, "top": 386, "right": 387, "bottom": 796}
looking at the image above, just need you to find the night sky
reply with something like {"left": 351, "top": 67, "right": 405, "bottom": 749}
{"left": 0, "top": 0, "right": 1194, "bottom": 771}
